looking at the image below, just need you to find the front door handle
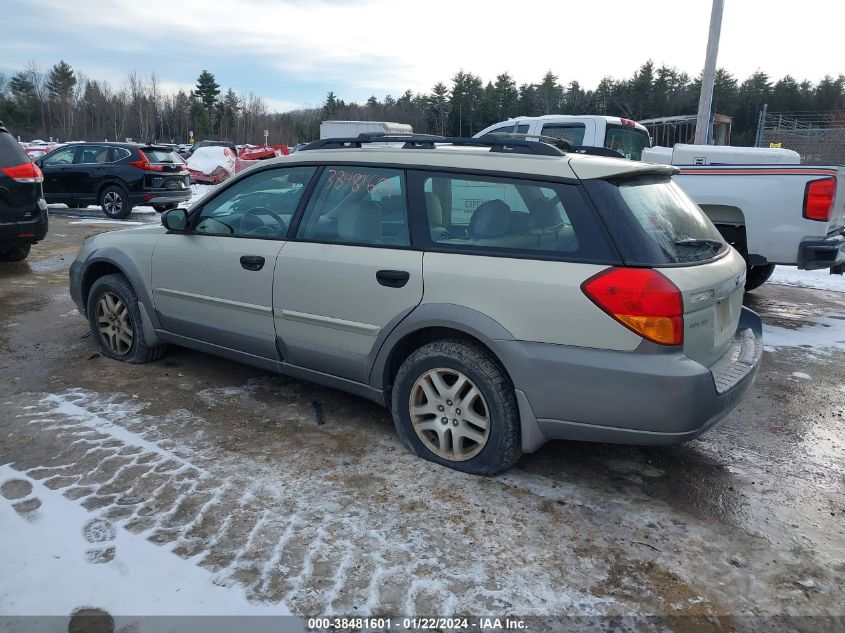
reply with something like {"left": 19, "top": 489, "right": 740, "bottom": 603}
{"left": 376, "top": 269, "right": 410, "bottom": 288}
{"left": 240, "top": 255, "right": 265, "bottom": 271}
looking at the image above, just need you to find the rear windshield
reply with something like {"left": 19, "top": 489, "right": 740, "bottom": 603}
{"left": 143, "top": 148, "right": 185, "bottom": 164}
{"left": 584, "top": 174, "right": 728, "bottom": 265}
{"left": 604, "top": 125, "right": 650, "bottom": 160}
{"left": 0, "top": 132, "right": 31, "bottom": 168}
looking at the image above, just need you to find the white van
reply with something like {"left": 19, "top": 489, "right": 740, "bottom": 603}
{"left": 320, "top": 121, "right": 413, "bottom": 140}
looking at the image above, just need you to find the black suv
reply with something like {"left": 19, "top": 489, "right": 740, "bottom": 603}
{"left": 37, "top": 142, "right": 191, "bottom": 219}
{"left": 0, "top": 123, "right": 48, "bottom": 262}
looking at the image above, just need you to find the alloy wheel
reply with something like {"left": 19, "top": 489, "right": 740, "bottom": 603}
{"left": 103, "top": 191, "right": 123, "bottom": 216}
{"left": 409, "top": 368, "right": 490, "bottom": 461}
{"left": 95, "top": 292, "right": 133, "bottom": 355}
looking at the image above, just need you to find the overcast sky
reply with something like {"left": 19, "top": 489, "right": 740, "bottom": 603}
{"left": 2, "top": 0, "right": 841, "bottom": 111}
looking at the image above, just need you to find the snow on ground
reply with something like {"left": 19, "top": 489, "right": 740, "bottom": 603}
{"left": 763, "top": 315, "right": 845, "bottom": 354}
{"left": 0, "top": 464, "right": 291, "bottom": 629}
{"left": 769, "top": 266, "right": 845, "bottom": 292}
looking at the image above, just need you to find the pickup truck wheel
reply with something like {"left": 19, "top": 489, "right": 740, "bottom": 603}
{"left": 745, "top": 264, "right": 776, "bottom": 291}
{"left": 86, "top": 273, "right": 166, "bottom": 364}
{"left": 99, "top": 186, "right": 132, "bottom": 219}
{"left": 391, "top": 339, "right": 521, "bottom": 476}
{"left": 0, "top": 243, "right": 31, "bottom": 262}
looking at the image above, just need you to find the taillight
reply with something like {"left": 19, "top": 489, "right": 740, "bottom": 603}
{"left": 1, "top": 161, "right": 43, "bottom": 183}
{"left": 620, "top": 118, "right": 637, "bottom": 127}
{"left": 130, "top": 150, "right": 165, "bottom": 172}
{"left": 803, "top": 178, "right": 836, "bottom": 222}
{"left": 582, "top": 268, "right": 684, "bottom": 346}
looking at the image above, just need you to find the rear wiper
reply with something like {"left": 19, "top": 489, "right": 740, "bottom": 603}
{"left": 674, "top": 238, "right": 724, "bottom": 250}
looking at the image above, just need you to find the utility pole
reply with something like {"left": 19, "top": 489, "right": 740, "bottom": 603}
{"left": 694, "top": 0, "right": 725, "bottom": 145}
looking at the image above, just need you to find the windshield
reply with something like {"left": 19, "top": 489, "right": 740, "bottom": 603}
{"left": 144, "top": 149, "right": 185, "bottom": 164}
{"left": 584, "top": 174, "right": 728, "bottom": 265}
{"left": 604, "top": 125, "right": 650, "bottom": 160}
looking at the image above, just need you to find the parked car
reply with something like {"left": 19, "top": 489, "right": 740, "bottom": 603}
{"left": 186, "top": 140, "right": 237, "bottom": 158}
{"left": 69, "top": 134, "right": 763, "bottom": 475}
{"left": 477, "top": 115, "right": 845, "bottom": 289}
{"left": 37, "top": 142, "right": 191, "bottom": 218}
{"left": 0, "top": 123, "right": 48, "bottom": 262}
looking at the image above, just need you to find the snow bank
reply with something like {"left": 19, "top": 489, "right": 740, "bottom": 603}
{"left": 769, "top": 266, "right": 845, "bottom": 292}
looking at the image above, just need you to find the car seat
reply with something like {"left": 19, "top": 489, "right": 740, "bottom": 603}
{"left": 337, "top": 200, "right": 382, "bottom": 244}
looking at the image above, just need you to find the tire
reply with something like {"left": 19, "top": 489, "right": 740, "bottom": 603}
{"left": 99, "top": 186, "right": 132, "bottom": 219}
{"left": 745, "top": 263, "right": 776, "bottom": 292}
{"left": 86, "top": 273, "right": 167, "bottom": 364}
{"left": 153, "top": 203, "right": 178, "bottom": 213}
{"left": 0, "top": 243, "right": 31, "bottom": 262}
{"left": 391, "top": 339, "right": 521, "bottom": 475}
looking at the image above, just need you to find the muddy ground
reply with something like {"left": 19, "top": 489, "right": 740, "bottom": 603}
{"left": 1, "top": 213, "right": 843, "bottom": 630}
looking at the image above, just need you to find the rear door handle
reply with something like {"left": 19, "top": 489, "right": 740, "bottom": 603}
{"left": 240, "top": 255, "right": 265, "bottom": 271}
{"left": 376, "top": 269, "right": 410, "bottom": 288}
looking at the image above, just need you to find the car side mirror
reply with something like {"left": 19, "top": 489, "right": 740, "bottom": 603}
{"left": 161, "top": 208, "right": 188, "bottom": 232}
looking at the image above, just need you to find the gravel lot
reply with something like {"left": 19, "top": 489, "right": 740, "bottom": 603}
{"left": 1, "top": 211, "right": 843, "bottom": 631}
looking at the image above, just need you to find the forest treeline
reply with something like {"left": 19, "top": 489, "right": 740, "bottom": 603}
{"left": 1, "top": 60, "right": 843, "bottom": 146}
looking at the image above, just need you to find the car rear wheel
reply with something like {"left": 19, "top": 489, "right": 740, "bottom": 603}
{"left": 745, "top": 264, "right": 776, "bottom": 291}
{"left": 391, "top": 339, "right": 521, "bottom": 475}
{"left": 86, "top": 273, "right": 166, "bottom": 363}
{"left": 0, "top": 243, "right": 31, "bottom": 262}
{"left": 99, "top": 186, "right": 132, "bottom": 219}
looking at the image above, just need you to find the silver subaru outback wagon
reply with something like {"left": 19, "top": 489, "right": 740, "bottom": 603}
{"left": 69, "top": 135, "right": 763, "bottom": 475}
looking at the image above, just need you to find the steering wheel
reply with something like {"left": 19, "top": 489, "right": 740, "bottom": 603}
{"left": 241, "top": 206, "right": 287, "bottom": 237}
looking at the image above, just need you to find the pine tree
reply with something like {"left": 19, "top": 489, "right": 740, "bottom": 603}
{"left": 46, "top": 60, "right": 76, "bottom": 99}
{"left": 194, "top": 70, "right": 220, "bottom": 110}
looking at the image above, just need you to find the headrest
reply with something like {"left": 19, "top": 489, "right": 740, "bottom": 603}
{"left": 468, "top": 199, "right": 511, "bottom": 238}
{"left": 424, "top": 193, "right": 443, "bottom": 226}
{"left": 337, "top": 201, "right": 382, "bottom": 242}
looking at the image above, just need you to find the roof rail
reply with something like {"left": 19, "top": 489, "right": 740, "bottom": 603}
{"left": 479, "top": 132, "right": 626, "bottom": 159}
{"left": 299, "top": 133, "right": 566, "bottom": 157}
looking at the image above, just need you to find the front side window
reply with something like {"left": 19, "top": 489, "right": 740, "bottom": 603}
{"left": 42, "top": 146, "right": 77, "bottom": 166}
{"left": 296, "top": 166, "right": 409, "bottom": 246}
{"left": 419, "top": 171, "right": 614, "bottom": 261}
{"left": 194, "top": 166, "right": 316, "bottom": 238}
{"left": 541, "top": 123, "right": 586, "bottom": 145}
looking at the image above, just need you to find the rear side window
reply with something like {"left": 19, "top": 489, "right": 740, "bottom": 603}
{"left": 0, "top": 132, "right": 31, "bottom": 168}
{"left": 541, "top": 123, "right": 586, "bottom": 145}
{"left": 77, "top": 146, "right": 111, "bottom": 164}
{"left": 584, "top": 175, "right": 727, "bottom": 265}
{"left": 415, "top": 171, "right": 615, "bottom": 262}
{"left": 143, "top": 148, "right": 185, "bottom": 164}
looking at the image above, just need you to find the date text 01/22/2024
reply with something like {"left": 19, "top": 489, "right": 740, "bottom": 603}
{"left": 306, "top": 617, "right": 527, "bottom": 630}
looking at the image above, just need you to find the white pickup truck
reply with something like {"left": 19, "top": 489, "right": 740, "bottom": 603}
{"left": 475, "top": 115, "right": 845, "bottom": 289}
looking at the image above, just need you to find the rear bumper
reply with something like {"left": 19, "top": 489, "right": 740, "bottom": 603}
{"left": 0, "top": 200, "right": 48, "bottom": 245}
{"left": 494, "top": 307, "right": 764, "bottom": 450}
{"left": 798, "top": 231, "right": 845, "bottom": 270}
{"left": 128, "top": 190, "right": 191, "bottom": 206}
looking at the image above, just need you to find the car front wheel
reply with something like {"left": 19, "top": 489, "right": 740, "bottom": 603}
{"left": 86, "top": 273, "right": 166, "bottom": 363}
{"left": 391, "top": 339, "right": 521, "bottom": 475}
{"left": 99, "top": 186, "right": 132, "bottom": 219}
